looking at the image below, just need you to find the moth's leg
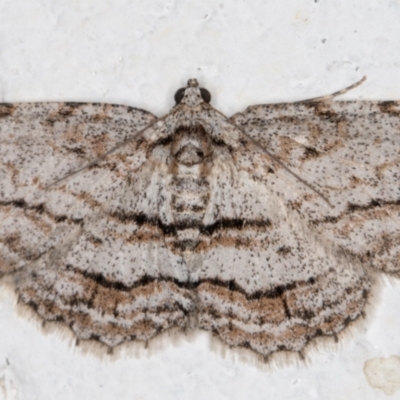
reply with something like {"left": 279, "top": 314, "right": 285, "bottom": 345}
{"left": 296, "top": 76, "right": 366, "bottom": 103}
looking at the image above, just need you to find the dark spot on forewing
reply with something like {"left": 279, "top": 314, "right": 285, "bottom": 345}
{"left": 302, "top": 146, "right": 319, "bottom": 159}
{"left": 277, "top": 246, "right": 292, "bottom": 257}
{"left": 378, "top": 101, "right": 400, "bottom": 115}
{"left": 0, "top": 103, "right": 15, "bottom": 118}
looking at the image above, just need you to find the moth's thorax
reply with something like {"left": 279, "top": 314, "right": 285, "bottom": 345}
{"left": 168, "top": 124, "right": 212, "bottom": 252}
{"left": 170, "top": 124, "right": 213, "bottom": 167}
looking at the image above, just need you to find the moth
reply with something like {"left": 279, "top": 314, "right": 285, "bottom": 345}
{"left": 0, "top": 78, "right": 399, "bottom": 359}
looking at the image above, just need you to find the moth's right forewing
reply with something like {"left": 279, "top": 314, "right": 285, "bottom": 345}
{"left": 231, "top": 100, "right": 400, "bottom": 276}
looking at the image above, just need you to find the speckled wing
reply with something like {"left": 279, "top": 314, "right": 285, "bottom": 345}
{"left": 0, "top": 102, "right": 194, "bottom": 347}
{"left": 190, "top": 124, "right": 371, "bottom": 357}
{"left": 230, "top": 100, "right": 400, "bottom": 277}
{"left": 2, "top": 83, "right": 399, "bottom": 358}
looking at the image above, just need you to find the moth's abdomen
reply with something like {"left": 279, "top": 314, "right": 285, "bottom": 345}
{"left": 168, "top": 124, "right": 212, "bottom": 251}
{"left": 170, "top": 176, "right": 210, "bottom": 225}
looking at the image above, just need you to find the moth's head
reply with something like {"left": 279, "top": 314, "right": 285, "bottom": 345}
{"left": 174, "top": 79, "right": 212, "bottom": 107}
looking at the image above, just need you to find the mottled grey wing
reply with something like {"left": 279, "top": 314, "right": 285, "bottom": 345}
{"left": 190, "top": 131, "right": 370, "bottom": 357}
{"left": 0, "top": 102, "right": 193, "bottom": 347}
{"left": 231, "top": 100, "right": 400, "bottom": 276}
{"left": 183, "top": 100, "right": 398, "bottom": 358}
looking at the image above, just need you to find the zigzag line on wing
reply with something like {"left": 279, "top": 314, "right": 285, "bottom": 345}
{"left": 62, "top": 265, "right": 336, "bottom": 301}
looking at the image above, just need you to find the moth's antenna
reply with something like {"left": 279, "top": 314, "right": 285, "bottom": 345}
{"left": 299, "top": 76, "right": 366, "bottom": 103}
{"left": 222, "top": 78, "right": 367, "bottom": 207}
{"left": 244, "top": 135, "right": 333, "bottom": 207}
{"left": 45, "top": 117, "right": 164, "bottom": 189}
{"left": 215, "top": 119, "right": 334, "bottom": 206}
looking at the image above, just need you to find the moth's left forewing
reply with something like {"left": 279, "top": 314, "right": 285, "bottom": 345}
{"left": 231, "top": 100, "right": 400, "bottom": 276}
{"left": 1, "top": 102, "right": 156, "bottom": 277}
{"left": 0, "top": 102, "right": 194, "bottom": 348}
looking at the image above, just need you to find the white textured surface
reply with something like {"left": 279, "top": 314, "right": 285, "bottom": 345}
{"left": 0, "top": 0, "right": 400, "bottom": 399}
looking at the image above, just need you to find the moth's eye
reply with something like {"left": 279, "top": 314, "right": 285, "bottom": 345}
{"left": 200, "top": 88, "right": 211, "bottom": 103}
{"left": 174, "top": 88, "right": 186, "bottom": 104}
